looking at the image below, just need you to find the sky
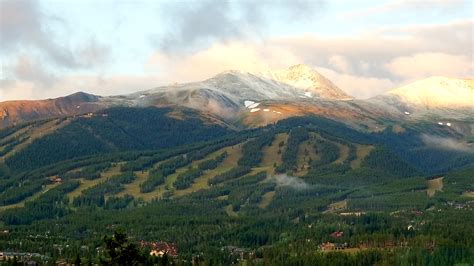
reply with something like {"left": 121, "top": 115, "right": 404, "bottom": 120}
{"left": 0, "top": 0, "right": 473, "bottom": 101}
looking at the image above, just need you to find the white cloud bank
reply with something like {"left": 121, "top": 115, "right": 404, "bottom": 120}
{"left": 421, "top": 134, "right": 473, "bottom": 153}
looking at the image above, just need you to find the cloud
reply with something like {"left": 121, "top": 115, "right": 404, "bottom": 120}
{"left": 1, "top": 3, "right": 472, "bottom": 102}
{"left": 2, "top": 41, "right": 297, "bottom": 101}
{"left": 0, "top": 0, "right": 44, "bottom": 49}
{"left": 7, "top": 55, "right": 56, "bottom": 86}
{"left": 421, "top": 134, "right": 473, "bottom": 153}
{"left": 0, "top": 0, "right": 110, "bottom": 69}
{"left": 373, "top": 20, "right": 473, "bottom": 57}
{"left": 328, "top": 55, "right": 353, "bottom": 74}
{"left": 315, "top": 67, "right": 396, "bottom": 99}
{"left": 273, "top": 20, "right": 473, "bottom": 79}
{"left": 273, "top": 174, "right": 310, "bottom": 190}
{"left": 146, "top": 42, "right": 301, "bottom": 83}
{"left": 158, "top": 0, "right": 238, "bottom": 54}
{"left": 156, "top": 0, "right": 325, "bottom": 54}
{"left": 76, "top": 39, "right": 111, "bottom": 67}
{"left": 0, "top": 80, "right": 36, "bottom": 101}
{"left": 0, "top": 0, "right": 112, "bottom": 101}
{"left": 146, "top": 20, "right": 472, "bottom": 98}
{"left": 2, "top": 40, "right": 391, "bottom": 101}
{"left": 146, "top": 40, "right": 398, "bottom": 99}
{"left": 385, "top": 52, "right": 474, "bottom": 80}
{"left": 0, "top": 73, "right": 163, "bottom": 101}
{"left": 342, "top": 0, "right": 466, "bottom": 19}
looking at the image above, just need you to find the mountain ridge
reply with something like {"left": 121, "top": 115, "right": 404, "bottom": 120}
{"left": 1, "top": 65, "right": 473, "bottom": 129}
{"left": 385, "top": 76, "right": 474, "bottom": 108}
{"left": 0, "top": 91, "right": 104, "bottom": 128}
{"left": 368, "top": 76, "right": 474, "bottom": 120}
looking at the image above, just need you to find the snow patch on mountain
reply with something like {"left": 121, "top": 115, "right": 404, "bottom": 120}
{"left": 244, "top": 100, "right": 255, "bottom": 108}
{"left": 247, "top": 102, "right": 260, "bottom": 109}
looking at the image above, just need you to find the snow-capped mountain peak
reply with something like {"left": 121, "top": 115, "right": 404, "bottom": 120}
{"left": 261, "top": 64, "right": 353, "bottom": 100}
{"left": 387, "top": 76, "right": 474, "bottom": 108}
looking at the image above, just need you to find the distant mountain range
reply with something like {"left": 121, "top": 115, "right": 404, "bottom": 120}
{"left": 1, "top": 64, "right": 473, "bottom": 130}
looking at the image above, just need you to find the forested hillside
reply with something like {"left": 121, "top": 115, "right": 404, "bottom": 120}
{"left": 3, "top": 107, "right": 230, "bottom": 171}
{"left": 0, "top": 107, "right": 473, "bottom": 265}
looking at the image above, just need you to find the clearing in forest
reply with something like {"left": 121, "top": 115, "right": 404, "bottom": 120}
{"left": 258, "top": 191, "right": 275, "bottom": 209}
{"left": 324, "top": 199, "right": 348, "bottom": 213}
{"left": 351, "top": 145, "right": 374, "bottom": 168}
{"left": 67, "top": 163, "right": 123, "bottom": 200}
{"left": 225, "top": 204, "right": 239, "bottom": 218}
{"left": 115, "top": 144, "right": 243, "bottom": 201}
{"left": 0, "top": 183, "right": 60, "bottom": 211}
{"left": 115, "top": 171, "right": 149, "bottom": 198}
{"left": 261, "top": 133, "right": 288, "bottom": 174}
{"left": 0, "top": 125, "right": 32, "bottom": 148}
{"left": 392, "top": 124, "right": 406, "bottom": 133}
{"left": 0, "top": 119, "right": 70, "bottom": 160}
{"left": 173, "top": 143, "right": 243, "bottom": 197}
{"left": 426, "top": 177, "right": 444, "bottom": 197}
{"left": 294, "top": 138, "right": 319, "bottom": 176}
{"left": 333, "top": 142, "right": 349, "bottom": 164}
{"left": 462, "top": 191, "right": 474, "bottom": 197}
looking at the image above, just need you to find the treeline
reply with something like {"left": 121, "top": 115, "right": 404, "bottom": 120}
{"left": 140, "top": 170, "right": 166, "bottom": 193}
{"left": 276, "top": 116, "right": 372, "bottom": 144}
{"left": 105, "top": 195, "right": 134, "bottom": 210}
{"left": 228, "top": 176, "right": 275, "bottom": 211}
{"left": 312, "top": 139, "right": 339, "bottom": 166}
{"left": 0, "top": 178, "right": 15, "bottom": 194}
{"left": 63, "top": 162, "right": 112, "bottom": 180}
{"left": 140, "top": 141, "right": 239, "bottom": 193}
{"left": 120, "top": 138, "right": 233, "bottom": 173}
{"left": 198, "top": 152, "right": 227, "bottom": 171}
{"left": 12, "top": 149, "right": 154, "bottom": 184}
{"left": 0, "top": 180, "right": 45, "bottom": 206}
{"left": 208, "top": 166, "right": 252, "bottom": 185}
{"left": 186, "top": 171, "right": 269, "bottom": 203}
{"left": 174, "top": 168, "right": 202, "bottom": 190}
{"left": 175, "top": 152, "right": 229, "bottom": 190}
{"left": 1, "top": 180, "right": 80, "bottom": 225}
{"left": 1, "top": 147, "right": 157, "bottom": 199}
{"left": 238, "top": 133, "right": 275, "bottom": 168}
{"left": 317, "top": 131, "right": 357, "bottom": 166}
{"left": 0, "top": 122, "right": 31, "bottom": 139}
{"left": 204, "top": 132, "right": 274, "bottom": 190}
{"left": 188, "top": 171, "right": 271, "bottom": 212}
{"left": 72, "top": 172, "right": 136, "bottom": 207}
{"left": 276, "top": 127, "right": 309, "bottom": 173}
{"left": 140, "top": 156, "right": 189, "bottom": 193}
{"left": 0, "top": 136, "right": 30, "bottom": 157}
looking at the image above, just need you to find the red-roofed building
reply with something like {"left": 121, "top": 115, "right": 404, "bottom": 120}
{"left": 330, "top": 231, "right": 344, "bottom": 238}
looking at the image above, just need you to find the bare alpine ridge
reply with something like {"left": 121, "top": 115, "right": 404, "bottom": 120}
{"left": 0, "top": 92, "right": 104, "bottom": 128}
{"left": 0, "top": 64, "right": 473, "bottom": 128}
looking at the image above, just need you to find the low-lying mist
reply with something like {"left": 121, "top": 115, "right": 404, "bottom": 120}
{"left": 272, "top": 174, "right": 310, "bottom": 190}
{"left": 421, "top": 134, "right": 473, "bottom": 153}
